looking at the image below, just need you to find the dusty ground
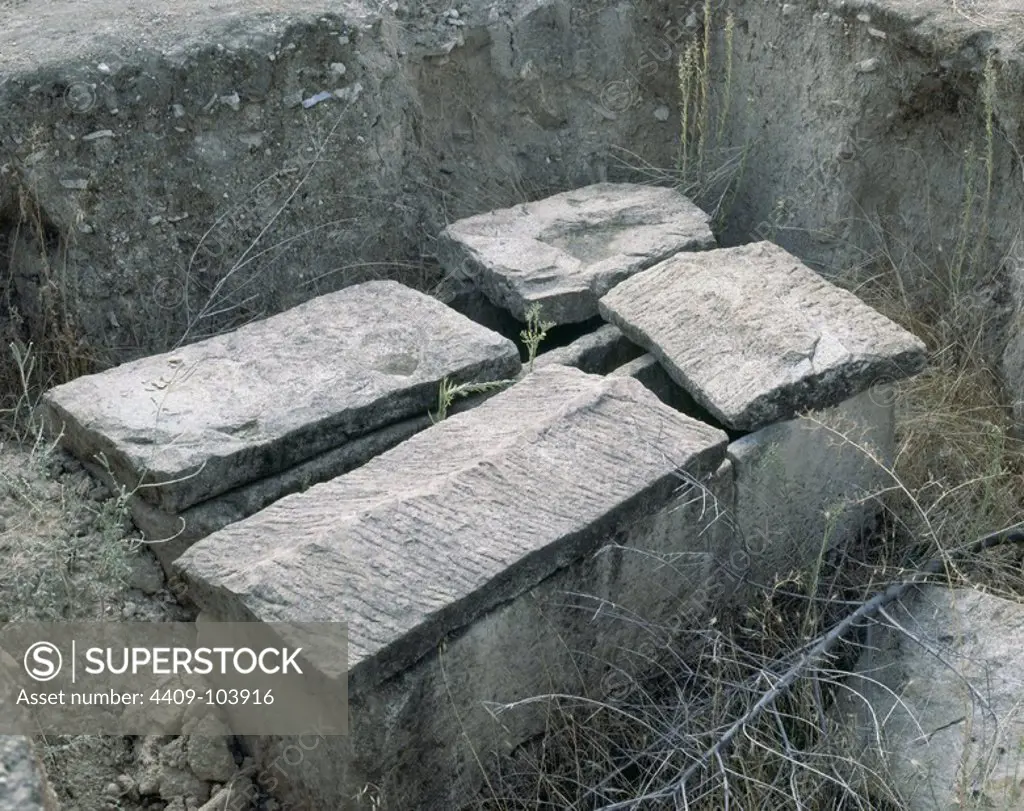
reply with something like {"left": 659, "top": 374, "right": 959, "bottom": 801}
{"left": 0, "top": 433, "right": 278, "bottom": 810}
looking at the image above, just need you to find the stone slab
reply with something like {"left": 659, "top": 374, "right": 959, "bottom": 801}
{"left": 836, "top": 585, "right": 1024, "bottom": 811}
{"left": 40, "top": 280, "right": 521, "bottom": 514}
{"left": 598, "top": 241, "right": 928, "bottom": 431}
{"left": 173, "top": 364, "right": 729, "bottom": 692}
{"left": 245, "top": 458, "right": 737, "bottom": 809}
{"left": 436, "top": 182, "right": 715, "bottom": 325}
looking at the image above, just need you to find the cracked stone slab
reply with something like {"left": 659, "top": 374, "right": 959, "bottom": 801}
{"left": 174, "top": 364, "right": 728, "bottom": 691}
{"left": 598, "top": 241, "right": 928, "bottom": 431}
{"left": 41, "top": 280, "right": 521, "bottom": 514}
{"left": 435, "top": 182, "right": 715, "bottom": 325}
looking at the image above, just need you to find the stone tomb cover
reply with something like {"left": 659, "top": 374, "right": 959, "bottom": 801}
{"left": 41, "top": 280, "right": 521, "bottom": 514}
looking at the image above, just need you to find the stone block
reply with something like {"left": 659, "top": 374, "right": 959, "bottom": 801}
{"left": 40, "top": 280, "right": 521, "bottom": 514}
{"left": 175, "top": 365, "right": 731, "bottom": 808}
{"left": 836, "top": 585, "right": 1024, "bottom": 811}
{"left": 436, "top": 183, "right": 715, "bottom": 325}
{"left": 722, "top": 386, "right": 895, "bottom": 600}
{"left": 174, "top": 364, "right": 728, "bottom": 685}
{"left": 598, "top": 241, "right": 927, "bottom": 431}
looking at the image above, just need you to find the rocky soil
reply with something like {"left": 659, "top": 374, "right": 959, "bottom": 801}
{"left": 0, "top": 437, "right": 276, "bottom": 810}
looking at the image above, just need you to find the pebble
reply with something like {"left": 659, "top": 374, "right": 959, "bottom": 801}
{"left": 334, "top": 82, "right": 364, "bottom": 103}
{"left": 128, "top": 551, "right": 166, "bottom": 595}
{"left": 330, "top": 62, "right": 347, "bottom": 77}
{"left": 653, "top": 105, "right": 670, "bottom": 122}
{"left": 302, "top": 91, "right": 334, "bottom": 108}
{"left": 855, "top": 57, "right": 880, "bottom": 73}
{"left": 117, "top": 773, "right": 137, "bottom": 798}
{"left": 219, "top": 92, "right": 241, "bottom": 111}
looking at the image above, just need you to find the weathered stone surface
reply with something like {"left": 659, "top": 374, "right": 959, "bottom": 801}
{"left": 120, "top": 388, "right": 502, "bottom": 571}
{"left": 836, "top": 586, "right": 1024, "bottom": 811}
{"left": 251, "top": 461, "right": 736, "bottom": 810}
{"left": 436, "top": 182, "right": 715, "bottom": 324}
{"left": 106, "top": 413, "right": 434, "bottom": 572}
{"left": 0, "top": 654, "right": 59, "bottom": 810}
{"left": 598, "top": 241, "right": 928, "bottom": 431}
{"left": 0, "top": 736, "right": 59, "bottom": 811}
{"left": 40, "top": 281, "right": 520, "bottom": 513}
{"left": 723, "top": 386, "right": 895, "bottom": 601}
{"left": 174, "top": 365, "right": 729, "bottom": 693}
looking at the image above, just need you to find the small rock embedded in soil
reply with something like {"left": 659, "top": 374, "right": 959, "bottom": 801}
{"left": 302, "top": 90, "right": 334, "bottom": 108}
{"left": 186, "top": 717, "right": 237, "bottom": 782}
{"left": 855, "top": 57, "right": 880, "bottom": 73}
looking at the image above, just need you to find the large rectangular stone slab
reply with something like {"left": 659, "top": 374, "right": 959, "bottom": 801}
{"left": 598, "top": 241, "right": 928, "bottom": 431}
{"left": 173, "top": 364, "right": 729, "bottom": 692}
{"left": 40, "top": 280, "right": 521, "bottom": 514}
{"left": 244, "top": 457, "right": 737, "bottom": 809}
{"left": 436, "top": 182, "right": 715, "bottom": 325}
